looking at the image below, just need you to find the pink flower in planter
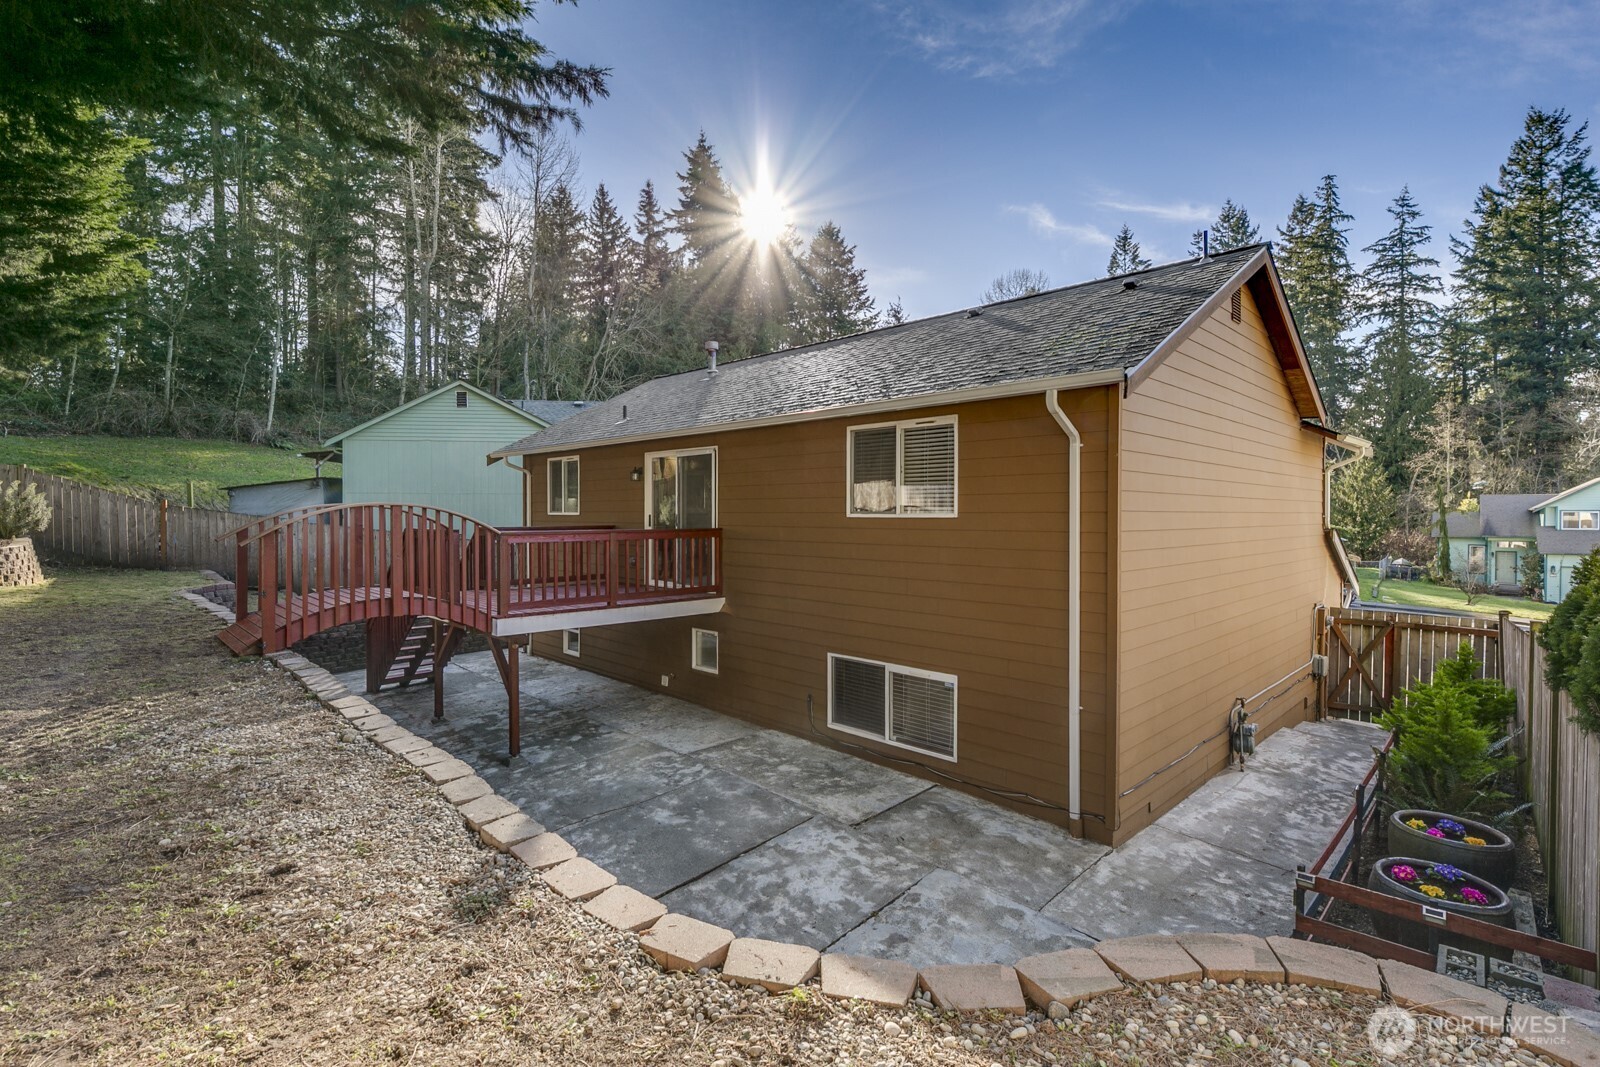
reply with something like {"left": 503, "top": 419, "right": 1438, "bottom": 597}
{"left": 1460, "top": 887, "right": 1490, "bottom": 906}
{"left": 1390, "top": 865, "right": 1418, "bottom": 882}
{"left": 1426, "top": 827, "right": 1446, "bottom": 838}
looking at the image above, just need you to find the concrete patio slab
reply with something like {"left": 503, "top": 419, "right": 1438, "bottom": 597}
{"left": 507, "top": 737, "right": 711, "bottom": 831}
{"left": 1043, "top": 824, "right": 1294, "bottom": 941}
{"left": 698, "top": 730, "right": 933, "bottom": 825}
{"left": 659, "top": 817, "right": 934, "bottom": 950}
{"left": 827, "top": 868, "right": 1094, "bottom": 967}
{"left": 584, "top": 691, "right": 761, "bottom": 754}
{"left": 856, "top": 787, "right": 1108, "bottom": 909}
{"left": 322, "top": 649, "right": 1380, "bottom": 969}
{"left": 560, "top": 770, "right": 812, "bottom": 898}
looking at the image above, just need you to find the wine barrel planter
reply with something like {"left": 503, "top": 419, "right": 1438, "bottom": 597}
{"left": 1367, "top": 856, "right": 1515, "bottom": 960}
{"left": 1387, "top": 809, "right": 1516, "bottom": 890}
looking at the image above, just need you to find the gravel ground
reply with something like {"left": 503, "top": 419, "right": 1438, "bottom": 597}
{"left": 0, "top": 567, "right": 1566, "bottom": 1066}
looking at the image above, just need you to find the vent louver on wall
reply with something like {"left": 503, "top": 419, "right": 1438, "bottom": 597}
{"left": 456, "top": 390, "right": 468, "bottom": 407}
{"left": 829, "top": 654, "right": 956, "bottom": 759}
{"left": 1231, "top": 289, "right": 1243, "bottom": 323}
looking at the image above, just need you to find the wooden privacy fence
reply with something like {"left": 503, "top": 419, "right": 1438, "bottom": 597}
{"left": 1502, "top": 618, "right": 1600, "bottom": 986}
{"left": 1322, "top": 606, "right": 1502, "bottom": 721}
{"left": 2, "top": 464, "right": 250, "bottom": 579}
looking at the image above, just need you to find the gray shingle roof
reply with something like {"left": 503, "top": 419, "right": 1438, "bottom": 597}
{"left": 492, "top": 246, "right": 1267, "bottom": 457}
{"left": 1538, "top": 528, "right": 1600, "bottom": 556}
{"left": 511, "top": 399, "right": 593, "bottom": 425}
{"left": 1440, "top": 495, "right": 1546, "bottom": 539}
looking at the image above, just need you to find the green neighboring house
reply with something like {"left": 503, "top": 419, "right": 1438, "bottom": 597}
{"left": 321, "top": 381, "right": 579, "bottom": 528}
{"left": 1439, "top": 475, "right": 1600, "bottom": 603}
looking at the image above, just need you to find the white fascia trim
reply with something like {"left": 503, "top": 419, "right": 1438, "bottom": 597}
{"left": 487, "top": 368, "right": 1127, "bottom": 460}
{"left": 491, "top": 598, "right": 726, "bottom": 638}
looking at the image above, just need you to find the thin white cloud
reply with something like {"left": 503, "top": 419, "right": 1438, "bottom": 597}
{"left": 1007, "top": 203, "right": 1113, "bottom": 247}
{"left": 873, "top": 0, "right": 1138, "bottom": 78}
{"left": 1097, "top": 198, "right": 1216, "bottom": 224}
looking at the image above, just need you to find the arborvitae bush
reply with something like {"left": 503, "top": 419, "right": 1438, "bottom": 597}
{"left": 1381, "top": 646, "right": 1513, "bottom": 818}
{"left": 0, "top": 481, "right": 50, "bottom": 540}
{"left": 1539, "top": 547, "right": 1600, "bottom": 735}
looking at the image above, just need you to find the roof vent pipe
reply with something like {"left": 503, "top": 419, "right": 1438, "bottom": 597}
{"left": 1200, "top": 229, "right": 1210, "bottom": 259}
{"left": 705, "top": 340, "right": 720, "bottom": 375}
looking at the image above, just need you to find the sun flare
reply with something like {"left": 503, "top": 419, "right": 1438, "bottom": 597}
{"left": 738, "top": 184, "right": 791, "bottom": 247}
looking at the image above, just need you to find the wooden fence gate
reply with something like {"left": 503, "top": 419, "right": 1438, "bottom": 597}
{"left": 1323, "top": 606, "right": 1503, "bottom": 721}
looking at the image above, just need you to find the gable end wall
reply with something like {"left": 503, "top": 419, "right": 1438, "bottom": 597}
{"left": 1114, "top": 284, "right": 1343, "bottom": 840}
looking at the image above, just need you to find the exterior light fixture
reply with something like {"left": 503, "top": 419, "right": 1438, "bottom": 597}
{"left": 631, "top": 467, "right": 643, "bottom": 482}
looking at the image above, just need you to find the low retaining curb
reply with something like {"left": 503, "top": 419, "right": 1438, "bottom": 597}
{"left": 182, "top": 592, "right": 1599, "bottom": 1067}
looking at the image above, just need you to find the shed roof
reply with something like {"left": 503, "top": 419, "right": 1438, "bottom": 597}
{"left": 323, "top": 380, "right": 546, "bottom": 448}
{"left": 511, "top": 399, "right": 593, "bottom": 425}
{"left": 490, "top": 244, "right": 1326, "bottom": 459}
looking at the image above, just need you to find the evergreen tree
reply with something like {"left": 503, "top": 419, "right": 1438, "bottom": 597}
{"left": 1189, "top": 199, "right": 1260, "bottom": 255}
{"left": 633, "top": 180, "right": 673, "bottom": 291}
{"left": 671, "top": 133, "right": 739, "bottom": 269}
{"left": 1330, "top": 456, "right": 1397, "bottom": 559}
{"left": 1355, "top": 187, "right": 1442, "bottom": 489}
{"left": 1451, "top": 107, "right": 1600, "bottom": 488}
{"left": 795, "top": 221, "right": 876, "bottom": 343}
{"left": 1278, "top": 176, "right": 1359, "bottom": 423}
{"left": 580, "top": 183, "right": 632, "bottom": 319}
{"left": 1106, "top": 224, "right": 1151, "bottom": 275}
{"left": 0, "top": 108, "right": 149, "bottom": 357}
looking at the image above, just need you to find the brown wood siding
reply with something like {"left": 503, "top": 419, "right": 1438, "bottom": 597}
{"left": 521, "top": 390, "right": 1116, "bottom": 837}
{"left": 1113, "top": 285, "right": 1343, "bottom": 841}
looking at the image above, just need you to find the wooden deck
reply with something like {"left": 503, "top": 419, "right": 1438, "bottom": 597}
{"left": 217, "top": 504, "right": 722, "bottom": 655}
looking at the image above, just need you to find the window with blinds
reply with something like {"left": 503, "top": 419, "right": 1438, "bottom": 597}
{"left": 547, "top": 456, "right": 579, "bottom": 515}
{"left": 827, "top": 654, "right": 957, "bottom": 760}
{"left": 847, "top": 417, "right": 957, "bottom": 516}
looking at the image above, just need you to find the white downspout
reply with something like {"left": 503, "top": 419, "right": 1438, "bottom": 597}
{"left": 1045, "top": 390, "right": 1081, "bottom": 823}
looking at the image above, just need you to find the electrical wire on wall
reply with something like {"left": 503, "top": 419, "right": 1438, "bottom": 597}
{"left": 1117, "top": 662, "right": 1315, "bottom": 800}
{"left": 804, "top": 694, "right": 1108, "bottom": 825}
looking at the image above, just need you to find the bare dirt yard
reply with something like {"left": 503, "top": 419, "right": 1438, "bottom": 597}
{"left": 0, "top": 568, "right": 1562, "bottom": 1065}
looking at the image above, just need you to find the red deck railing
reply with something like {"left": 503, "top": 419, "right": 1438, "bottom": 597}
{"left": 222, "top": 504, "right": 721, "bottom": 652}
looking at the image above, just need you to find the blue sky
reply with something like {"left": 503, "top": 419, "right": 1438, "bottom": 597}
{"left": 529, "top": 0, "right": 1600, "bottom": 318}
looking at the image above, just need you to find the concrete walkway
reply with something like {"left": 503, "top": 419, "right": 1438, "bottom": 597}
{"left": 334, "top": 652, "right": 1385, "bottom": 967}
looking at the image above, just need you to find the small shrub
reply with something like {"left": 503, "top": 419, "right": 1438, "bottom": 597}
{"left": 0, "top": 481, "right": 50, "bottom": 539}
{"left": 1380, "top": 643, "right": 1515, "bottom": 819}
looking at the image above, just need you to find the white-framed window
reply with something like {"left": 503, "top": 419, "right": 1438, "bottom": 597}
{"left": 691, "top": 628, "right": 719, "bottom": 674}
{"left": 1561, "top": 510, "right": 1598, "bottom": 530}
{"left": 1467, "top": 544, "right": 1486, "bottom": 570}
{"left": 548, "top": 456, "right": 580, "bottom": 515}
{"left": 562, "top": 629, "right": 580, "bottom": 657}
{"left": 827, "top": 653, "right": 957, "bottom": 761}
{"left": 847, "top": 416, "right": 957, "bottom": 517}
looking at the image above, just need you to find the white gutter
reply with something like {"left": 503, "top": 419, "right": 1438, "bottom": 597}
{"left": 1045, "top": 390, "right": 1082, "bottom": 823}
{"left": 1323, "top": 431, "right": 1373, "bottom": 528}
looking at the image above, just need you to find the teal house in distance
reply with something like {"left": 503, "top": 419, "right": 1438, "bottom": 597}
{"left": 321, "top": 380, "right": 582, "bottom": 528}
{"left": 1439, "top": 475, "right": 1600, "bottom": 603}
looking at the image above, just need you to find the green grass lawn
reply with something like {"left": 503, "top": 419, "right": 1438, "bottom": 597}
{"left": 1355, "top": 566, "right": 1553, "bottom": 622}
{"left": 0, "top": 434, "right": 337, "bottom": 510}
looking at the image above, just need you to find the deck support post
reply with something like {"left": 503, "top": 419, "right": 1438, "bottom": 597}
{"left": 431, "top": 619, "right": 445, "bottom": 723}
{"left": 486, "top": 636, "right": 522, "bottom": 761}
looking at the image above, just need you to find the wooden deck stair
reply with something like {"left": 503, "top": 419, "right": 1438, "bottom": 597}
{"left": 374, "top": 617, "right": 464, "bottom": 690}
{"left": 219, "top": 614, "right": 263, "bottom": 656}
